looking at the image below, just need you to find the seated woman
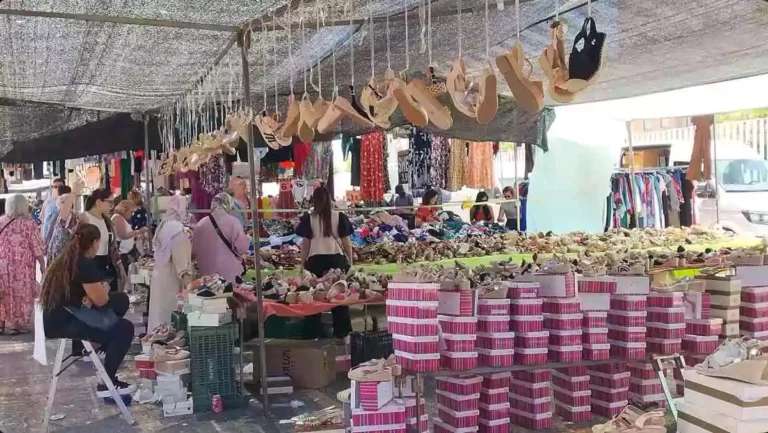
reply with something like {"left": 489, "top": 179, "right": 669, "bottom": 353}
{"left": 497, "top": 186, "right": 519, "bottom": 230}
{"left": 470, "top": 191, "right": 494, "bottom": 223}
{"left": 193, "top": 193, "right": 249, "bottom": 283}
{"left": 414, "top": 189, "right": 440, "bottom": 228}
{"left": 40, "top": 224, "right": 136, "bottom": 397}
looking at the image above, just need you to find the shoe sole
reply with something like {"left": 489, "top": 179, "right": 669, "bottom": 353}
{"left": 407, "top": 79, "right": 453, "bottom": 130}
{"left": 391, "top": 82, "right": 428, "bottom": 127}
{"left": 97, "top": 384, "right": 136, "bottom": 398}
{"left": 496, "top": 52, "right": 545, "bottom": 113}
{"left": 475, "top": 70, "right": 498, "bottom": 125}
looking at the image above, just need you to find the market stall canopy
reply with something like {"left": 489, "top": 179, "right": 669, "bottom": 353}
{"left": 0, "top": 0, "right": 766, "bottom": 150}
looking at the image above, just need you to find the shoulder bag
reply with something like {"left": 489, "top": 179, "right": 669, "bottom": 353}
{"left": 210, "top": 215, "right": 247, "bottom": 272}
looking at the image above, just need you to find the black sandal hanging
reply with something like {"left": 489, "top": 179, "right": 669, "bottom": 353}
{"left": 568, "top": 17, "right": 606, "bottom": 82}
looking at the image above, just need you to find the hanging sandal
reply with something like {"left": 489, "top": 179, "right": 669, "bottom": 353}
{"left": 539, "top": 21, "right": 577, "bottom": 103}
{"left": 446, "top": 58, "right": 477, "bottom": 119}
{"left": 391, "top": 76, "right": 428, "bottom": 127}
{"left": 407, "top": 77, "right": 453, "bottom": 130}
{"left": 335, "top": 89, "right": 375, "bottom": 128}
{"left": 317, "top": 89, "right": 347, "bottom": 133}
{"left": 496, "top": 42, "right": 545, "bottom": 113}
{"left": 360, "top": 77, "right": 398, "bottom": 129}
{"left": 254, "top": 112, "right": 282, "bottom": 150}
{"left": 313, "top": 95, "right": 330, "bottom": 128}
{"left": 474, "top": 65, "right": 498, "bottom": 125}
{"left": 297, "top": 93, "right": 317, "bottom": 143}
{"left": 278, "top": 96, "right": 301, "bottom": 140}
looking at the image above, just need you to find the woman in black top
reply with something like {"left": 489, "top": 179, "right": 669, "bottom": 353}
{"left": 470, "top": 191, "right": 494, "bottom": 223}
{"left": 40, "top": 224, "right": 136, "bottom": 397}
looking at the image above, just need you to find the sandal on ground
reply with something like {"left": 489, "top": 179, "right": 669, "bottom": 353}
{"left": 592, "top": 405, "right": 665, "bottom": 433}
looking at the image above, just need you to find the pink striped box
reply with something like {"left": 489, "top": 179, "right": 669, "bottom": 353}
{"left": 439, "top": 315, "right": 478, "bottom": 335}
{"left": 439, "top": 291, "right": 476, "bottom": 317}
{"left": 684, "top": 354, "right": 707, "bottom": 367}
{"left": 436, "top": 390, "right": 480, "bottom": 412}
{"left": 589, "top": 362, "right": 628, "bottom": 375}
{"left": 386, "top": 300, "right": 439, "bottom": 319}
{"left": 478, "top": 417, "right": 509, "bottom": 433}
{"left": 510, "top": 316, "right": 544, "bottom": 333}
{"left": 406, "top": 415, "right": 428, "bottom": 433}
{"left": 583, "top": 311, "right": 608, "bottom": 328}
{"left": 509, "top": 299, "right": 543, "bottom": 316}
{"left": 404, "top": 397, "right": 425, "bottom": 420}
{"left": 508, "top": 395, "right": 551, "bottom": 415}
{"left": 436, "top": 376, "right": 483, "bottom": 395}
{"left": 741, "top": 316, "right": 768, "bottom": 332}
{"left": 353, "top": 399, "right": 406, "bottom": 425}
{"left": 548, "top": 345, "right": 583, "bottom": 363}
{"left": 443, "top": 334, "right": 477, "bottom": 353}
{"left": 512, "top": 369, "right": 551, "bottom": 383}
{"left": 543, "top": 313, "right": 583, "bottom": 330}
{"left": 607, "top": 325, "right": 647, "bottom": 342}
{"left": 742, "top": 286, "right": 768, "bottom": 304}
{"left": 741, "top": 330, "right": 768, "bottom": 340}
{"left": 389, "top": 317, "right": 439, "bottom": 337}
{"left": 358, "top": 381, "right": 396, "bottom": 411}
{"left": 648, "top": 292, "right": 684, "bottom": 308}
{"left": 682, "top": 334, "right": 718, "bottom": 354}
{"left": 552, "top": 387, "right": 591, "bottom": 408}
{"left": 476, "top": 299, "right": 510, "bottom": 316}
{"left": 441, "top": 351, "right": 478, "bottom": 371}
{"left": 578, "top": 292, "right": 611, "bottom": 312}
{"left": 480, "top": 387, "right": 509, "bottom": 405}
{"left": 582, "top": 327, "right": 609, "bottom": 344}
{"left": 577, "top": 276, "right": 618, "bottom": 294}
{"left": 548, "top": 329, "right": 583, "bottom": 346}
{"left": 627, "top": 362, "right": 656, "bottom": 380}
{"left": 515, "top": 331, "right": 549, "bottom": 349}
{"left": 583, "top": 343, "right": 610, "bottom": 361}
{"left": 478, "top": 402, "right": 510, "bottom": 421}
{"left": 393, "top": 335, "right": 440, "bottom": 354}
{"left": 514, "top": 348, "right": 548, "bottom": 365}
{"left": 648, "top": 307, "right": 685, "bottom": 324}
{"left": 509, "top": 378, "right": 550, "bottom": 399}
{"left": 555, "top": 365, "right": 588, "bottom": 376}
{"left": 351, "top": 424, "right": 406, "bottom": 433}
{"left": 481, "top": 372, "right": 511, "bottom": 390}
{"left": 389, "top": 283, "right": 440, "bottom": 302}
{"left": 476, "top": 332, "right": 514, "bottom": 350}
{"left": 477, "top": 348, "right": 514, "bottom": 368}
{"left": 740, "top": 302, "right": 768, "bottom": 318}
{"left": 629, "top": 378, "right": 663, "bottom": 396}
{"left": 607, "top": 311, "right": 647, "bottom": 327}
{"left": 436, "top": 405, "right": 480, "bottom": 428}
{"left": 685, "top": 318, "right": 723, "bottom": 336}
{"left": 394, "top": 351, "right": 440, "bottom": 372}
{"left": 591, "top": 399, "right": 628, "bottom": 419}
{"left": 590, "top": 384, "right": 629, "bottom": 403}
{"left": 503, "top": 282, "right": 540, "bottom": 299}
{"left": 476, "top": 315, "right": 510, "bottom": 333}
{"left": 628, "top": 391, "right": 666, "bottom": 407}
{"left": 588, "top": 371, "right": 631, "bottom": 389}
{"left": 646, "top": 322, "right": 686, "bottom": 339}
{"left": 610, "top": 275, "right": 650, "bottom": 295}
{"left": 543, "top": 298, "right": 581, "bottom": 314}
{"left": 684, "top": 291, "right": 711, "bottom": 320}
{"left": 609, "top": 340, "right": 646, "bottom": 360}
{"left": 551, "top": 372, "right": 590, "bottom": 392}
{"left": 508, "top": 408, "right": 552, "bottom": 430}
{"left": 610, "top": 295, "right": 647, "bottom": 311}
{"left": 555, "top": 401, "right": 592, "bottom": 423}
{"left": 432, "top": 418, "right": 478, "bottom": 433}
{"left": 528, "top": 272, "right": 576, "bottom": 298}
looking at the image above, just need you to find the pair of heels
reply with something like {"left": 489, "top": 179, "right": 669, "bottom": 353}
{"left": 447, "top": 59, "right": 498, "bottom": 125}
{"left": 277, "top": 92, "right": 332, "bottom": 143}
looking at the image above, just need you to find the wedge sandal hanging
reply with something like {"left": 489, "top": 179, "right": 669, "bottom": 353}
{"left": 474, "top": 65, "right": 498, "bottom": 125}
{"left": 278, "top": 98, "right": 301, "bottom": 140}
{"left": 407, "top": 78, "right": 453, "bottom": 130}
{"left": 391, "top": 77, "right": 429, "bottom": 127}
{"left": 446, "top": 58, "right": 477, "bottom": 119}
{"left": 317, "top": 92, "right": 347, "bottom": 133}
{"left": 297, "top": 93, "right": 316, "bottom": 143}
{"left": 496, "top": 42, "right": 545, "bottom": 113}
{"left": 568, "top": 17, "right": 606, "bottom": 84}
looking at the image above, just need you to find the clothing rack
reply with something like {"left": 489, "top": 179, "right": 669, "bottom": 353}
{"left": 609, "top": 167, "right": 695, "bottom": 230}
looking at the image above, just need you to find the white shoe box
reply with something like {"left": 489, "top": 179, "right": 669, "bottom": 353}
{"left": 683, "top": 370, "right": 768, "bottom": 421}
{"left": 677, "top": 399, "right": 768, "bottom": 433}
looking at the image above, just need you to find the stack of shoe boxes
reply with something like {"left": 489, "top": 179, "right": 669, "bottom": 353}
{"left": 578, "top": 274, "right": 616, "bottom": 362}
{"left": 552, "top": 366, "right": 592, "bottom": 423}
{"left": 158, "top": 372, "right": 193, "bottom": 417}
{"left": 395, "top": 376, "right": 427, "bottom": 433}
{"left": 476, "top": 299, "right": 513, "bottom": 368}
{"left": 388, "top": 281, "right": 442, "bottom": 372}
{"left": 434, "top": 376, "right": 482, "bottom": 433}
{"left": 682, "top": 317, "right": 723, "bottom": 395}
{"left": 509, "top": 369, "right": 552, "bottom": 430}
{"left": 544, "top": 298, "right": 583, "bottom": 364}
{"left": 186, "top": 293, "right": 232, "bottom": 327}
{"left": 478, "top": 373, "right": 511, "bottom": 433}
{"left": 350, "top": 362, "right": 406, "bottom": 433}
{"left": 438, "top": 283, "right": 479, "bottom": 371}
{"left": 627, "top": 361, "right": 666, "bottom": 409}
{"left": 608, "top": 295, "right": 648, "bottom": 360}
{"left": 588, "top": 362, "right": 630, "bottom": 419}
{"left": 511, "top": 297, "right": 547, "bottom": 365}
{"left": 699, "top": 275, "right": 742, "bottom": 340}
{"left": 741, "top": 286, "right": 768, "bottom": 341}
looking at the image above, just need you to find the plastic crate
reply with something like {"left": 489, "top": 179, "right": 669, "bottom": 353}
{"left": 171, "top": 311, "right": 187, "bottom": 332}
{"left": 350, "top": 330, "right": 394, "bottom": 367}
{"left": 190, "top": 323, "right": 239, "bottom": 412}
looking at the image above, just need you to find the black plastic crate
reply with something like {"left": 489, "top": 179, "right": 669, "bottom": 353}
{"left": 350, "top": 330, "right": 393, "bottom": 367}
{"left": 190, "top": 323, "right": 238, "bottom": 411}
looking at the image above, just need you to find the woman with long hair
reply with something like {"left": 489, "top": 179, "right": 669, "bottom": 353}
{"left": 470, "top": 191, "right": 494, "bottom": 223}
{"left": 47, "top": 192, "right": 79, "bottom": 263}
{"left": 0, "top": 194, "right": 45, "bottom": 334}
{"left": 41, "top": 224, "right": 136, "bottom": 396}
{"left": 193, "top": 193, "right": 249, "bottom": 282}
{"left": 414, "top": 188, "right": 440, "bottom": 228}
{"left": 296, "top": 187, "right": 354, "bottom": 338}
{"left": 82, "top": 188, "right": 124, "bottom": 293}
{"left": 111, "top": 200, "right": 147, "bottom": 272}
{"left": 497, "top": 186, "right": 519, "bottom": 230}
{"left": 148, "top": 195, "right": 193, "bottom": 331}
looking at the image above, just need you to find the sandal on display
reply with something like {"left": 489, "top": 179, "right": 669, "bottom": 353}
{"left": 335, "top": 88, "right": 375, "bottom": 129}
{"left": 174, "top": 147, "right": 191, "bottom": 173}
{"left": 313, "top": 96, "right": 330, "bottom": 128}
{"left": 496, "top": 42, "right": 545, "bottom": 113}
{"left": 360, "top": 78, "right": 399, "bottom": 129}
{"left": 254, "top": 113, "right": 282, "bottom": 150}
{"left": 347, "top": 356, "right": 400, "bottom": 382}
{"left": 298, "top": 94, "right": 317, "bottom": 143}
{"left": 229, "top": 114, "right": 251, "bottom": 147}
{"left": 592, "top": 405, "right": 666, "bottom": 433}
{"left": 697, "top": 338, "right": 768, "bottom": 384}
{"left": 349, "top": 85, "right": 378, "bottom": 128}
{"left": 407, "top": 77, "right": 453, "bottom": 130}
{"left": 568, "top": 17, "right": 606, "bottom": 88}
{"left": 217, "top": 128, "right": 239, "bottom": 156}
{"left": 539, "top": 21, "right": 579, "bottom": 103}
{"left": 474, "top": 65, "right": 498, "bottom": 125}
{"left": 278, "top": 97, "right": 301, "bottom": 140}
{"left": 446, "top": 58, "right": 477, "bottom": 119}
{"left": 317, "top": 92, "right": 347, "bottom": 133}
{"left": 391, "top": 77, "right": 429, "bottom": 127}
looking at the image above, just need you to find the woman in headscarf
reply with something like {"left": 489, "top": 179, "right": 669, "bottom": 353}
{"left": 147, "top": 195, "right": 193, "bottom": 331}
{"left": 0, "top": 194, "right": 46, "bottom": 334}
{"left": 193, "top": 193, "right": 250, "bottom": 282}
{"left": 47, "top": 192, "right": 80, "bottom": 263}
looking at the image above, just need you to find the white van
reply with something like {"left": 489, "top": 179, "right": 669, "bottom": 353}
{"left": 667, "top": 140, "right": 768, "bottom": 236}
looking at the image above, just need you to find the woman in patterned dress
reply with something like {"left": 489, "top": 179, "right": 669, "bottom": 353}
{"left": 0, "top": 194, "right": 46, "bottom": 334}
{"left": 47, "top": 193, "right": 79, "bottom": 263}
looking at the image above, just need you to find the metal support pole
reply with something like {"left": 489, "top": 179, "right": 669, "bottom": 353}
{"left": 514, "top": 142, "right": 520, "bottom": 231}
{"left": 711, "top": 120, "right": 720, "bottom": 224}
{"left": 143, "top": 114, "right": 154, "bottom": 253}
{"left": 239, "top": 27, "right": 269, "bottom": 413}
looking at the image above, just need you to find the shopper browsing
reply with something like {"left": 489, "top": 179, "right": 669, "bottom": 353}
{"left": 47, "top": 192, "right": 79, "bottom": 263}
{"left": 81, "top": 189, "right": 123, "bottom": 293}
{"left": 470, "top": 191, "right": 494, "bottom": 223}
{"left": 389, "top": 184, "right": 414, "bottom": 220}
{"left": 148, "top": 195, "right": 193, "bottom": 331}
{"left": 43, "top": 184, "right": 72, "bottom": 251}
{"left": 111, "top": 200, "right": 147, "bottom": 272}
{"left": 193, "top": 193, "right": 249, "bottom": 282}
{"left": 40, "top": 224, "right": 136, "bottom": 397}
{"left": 414, "top": 189, "right": 440, "bottom": 228}
{"left": 40, "top": 177, "right": 65, "bottom": 240}
{"left": 497, "top": 186, "right": 519, "bottom": 230}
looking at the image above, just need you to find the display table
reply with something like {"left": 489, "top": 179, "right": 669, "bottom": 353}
{"left": 263, "top": 299, "right": 385, "bottom": 318}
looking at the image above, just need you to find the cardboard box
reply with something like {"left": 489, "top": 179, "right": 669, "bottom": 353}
{"left": 249, "top": 339, "right": 337, "bottom": 389}
{"left": 684, "top": 370, "right": 768, "bottom": 421}
{"left": 678, "top": 399, "right": 768, "bottom": 433}
{"left": 736, "top": 266, "right": 768, "bottom": 288}
{"left": 699, "top": 274, "right": 743, "bottom": 293}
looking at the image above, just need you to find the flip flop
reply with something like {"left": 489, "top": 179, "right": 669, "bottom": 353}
{"left": 391, "top": 77, "right": 429, "bottom": 127}
{"left": 474, "top": 64, "right": 498, "bottom": 125}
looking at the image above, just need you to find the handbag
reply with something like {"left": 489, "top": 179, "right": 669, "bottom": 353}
{"left": 568, "top": 17, "right": 606, "bottom": 81}
{"left": 65, "top": 305, "right": 119, "bottom": 331}
{"left": 210, "top": 215, "right": 247, "bottom": 273}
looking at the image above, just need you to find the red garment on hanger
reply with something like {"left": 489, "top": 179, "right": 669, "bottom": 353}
{"left": 360, "top": 131, "right": 386, "bottom": 201}
{"left": 293, "top": 140, "right": 312, "bottom": 177}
